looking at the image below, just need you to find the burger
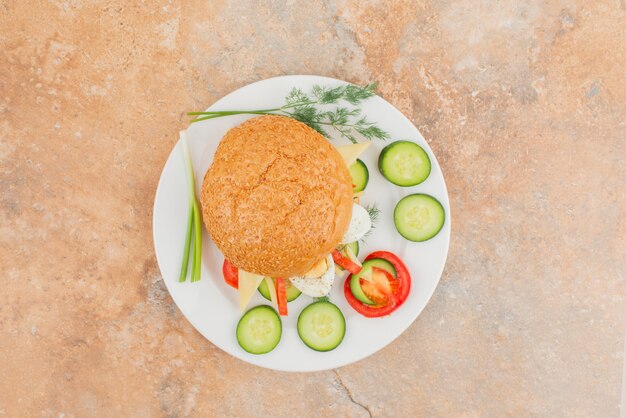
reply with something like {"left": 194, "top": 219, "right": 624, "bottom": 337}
{"left": 201, "top": 115, "right": 372, "bottom": 304}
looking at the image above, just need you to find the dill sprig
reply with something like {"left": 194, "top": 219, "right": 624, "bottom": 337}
{"left": 366, "top": 204, "right": 381, "bottom": 225}
{"left": 188, "top": 83, "right": 389, "bottom": 143}
{"left": 361, "top": 204, "right": 381, "bottom": 240}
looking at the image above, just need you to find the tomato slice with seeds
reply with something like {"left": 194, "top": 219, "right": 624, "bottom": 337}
{"left": 360, "top": 279, "right": 388, "bottom": 305}
{"left": 344, "top": 251, "right": 411, "bottom": 317}
{"left": 359, "top": 267, "right": 397, "bottom": 305}
{"left": 365, "top": 251, "right": 411, "bottom": 308}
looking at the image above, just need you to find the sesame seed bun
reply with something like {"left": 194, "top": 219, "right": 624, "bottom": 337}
{"left": 201, "top": 115, "right": 353, "bottom": 277}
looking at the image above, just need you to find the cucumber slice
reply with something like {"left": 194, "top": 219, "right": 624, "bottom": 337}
{"left": 394, "top": 194, "right": 445, "bottom": 242}
{"left": 236, "top": 305, "right": 282, "bottom": 354}
{"left": 346, "top": 241, "right": 359, "bottom": 257}
{"left": 349, "top": 258, "right": 397, "bottom": 305}
{"left": 258, "top": 278, "right": 302, "bottom": 302}
{"left": 379, "top": 141, "right": 431, "bottom": 187}
{"left": 349, "top": 159, "right": 369, "bottom": 192}
{"left": 297, "top": 301, "right": 346, "bottom": 352}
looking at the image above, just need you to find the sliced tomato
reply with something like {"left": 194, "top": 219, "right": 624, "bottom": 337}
{"left": 359, "top": 267, "right": 396, "bottom": 305}
{"left": 332, "top": 249, "right": 362, "bottom": 275}
{"left": 344, "top": 278, "right": 401, "bottom": 317}
{"left": 360, "top": 279, "right": 388, "bottom": 305}
{"left": 222, "top": 259, "right": 238, "bottom": 289}
{"left": 370, "top": 267, "right": 397, "bottom": 294}
{"left": 365, "top": 251, "right": 411, "bottom": 308}
{"left": 276, "top": 277, "right": 288, "bottom": 316}
{"left": 344, "top": 251, "right": 411, "bottom": 317}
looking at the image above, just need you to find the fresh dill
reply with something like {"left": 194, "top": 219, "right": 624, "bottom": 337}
{"left": 362, "top": 204, "right": 381, "bottom": 240}
{"left": 366, "top": 204, "right": 381, "bottom": 226}
{"left": 188, "top": 83, "right": 389, "bottom": 143}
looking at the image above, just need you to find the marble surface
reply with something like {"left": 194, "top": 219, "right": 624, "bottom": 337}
{"left": 1, "top": 1, "right": 624, "bottom": 416}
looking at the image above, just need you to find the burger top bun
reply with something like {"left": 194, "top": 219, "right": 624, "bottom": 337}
{"left": 201, "top": 115, "right": 353, "bottom": 278}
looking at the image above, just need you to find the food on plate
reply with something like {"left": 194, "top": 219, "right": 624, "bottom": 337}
{"left": 334, "top": 241, "right": 359, "bottom": 273}
{"left": 196, "top": 110, "right": 416, "bottom": 353}
{"left": 178, "top": 130, "right": 203, "bottom": 283}
{"left": 222, "top": 259, "right": 239, "bottom": 289}
{"left": 349, "top": 159, "right": 369, "bottom": 192}
{"left": 349, "top": 258, "right": 396, "bottom": 305}
{"left": 394, "top": 194, "right": 445, "bottom": 242}
{"left": 289, "top": 255, "right": 336, "bottom": 297}
{"left": 237, "top": 270, "right": 265, "bottom": 312}
{"left": 189, "top": 83, "right": 390, "bottom": 142}
{"left": 275, "top": 277, "right": 288, "bottom": 316}
{"left": 168, "top": 81, "right": 444, "bottom": 360}
{"left": 201, "top": 115, "right": 353, "bottom": 278}
{"left": 206, "top": 115, "right": 378, "bottom": 321}
{"left": 341, "top": 203, "right": 372, "bottom": 244}
{"left": 344, "top": 251, "right": 411, "bottom": 317}
{"left": 297, "top": 301, "right": 346, "bottom": 351}
{"left": 332, "top": 249, "right": 362, "bottom": 275}
{"left": 337, "top": 141, "right": 370, "bottom": 167}
{"left": 258, "top": 277, "right": 301, "bottom": 302}
{"left": 237, "top": 305, "right": 282, "bottom": 354}
{"left": 223, "top": 258, "right": 302, "bottom": 315}
{"left": 379, "top": 140, "right": 431, "bottom": 187}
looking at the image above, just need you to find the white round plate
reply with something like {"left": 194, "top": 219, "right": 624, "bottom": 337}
{"left": 153, "top": 75, "right": 450, "bottom": 372}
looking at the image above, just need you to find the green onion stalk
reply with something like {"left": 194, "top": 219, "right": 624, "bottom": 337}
{"left": 179, "top": 130, "right": 202, "bottom": 283}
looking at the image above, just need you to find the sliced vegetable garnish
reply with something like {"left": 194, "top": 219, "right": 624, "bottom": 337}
{"left": 394, "top": 194, "right": 445, "bottom": 242}
{"left": 348, "top": 258, "right": 396, "bottom": 305}
{"left": 258, "top": 278, "right": 301, "bottom": 302}
{"left": 222, "top": 259, "right": 239, "bottom": 289}
{"left": 359, "top": 282, "right": 390, "bottom": 305}
{"left": 297, "top": 301, "right": 346, "bottom": 352}
{"left": 263, "top": 277, "right": 278, "bottom": 308}
{"left": 349, "top": 159, "right": 369, "bottom": 192}
{"left": 332, "top": 249, "right": 362, "bottom": 275}
{"left": 365, "top": 251, "right": 411, "bottom": 307}
{"left": 378, "top": 140, "right": 431, "bottom": 187}
{"left": 344, "top": 251, "right": 411, "bottom": 317}
{"left": 344, "top": 243, "right": 361, "bottom": 266}
{"left": 276, "top": 278, "right": 288, "bottom": 316}
{"left": 237, "top": 305, "right": 282, "bottom": 354}
{"left": 178, "top": 204, "right": 193, "bottom": 282}
{"left": 359, "top": 267, "right": 398, "bottom": 305}
{"left": 336, "top": 242, "right": 359, "bottom": 272}
{"left": 179, "top": 130, "right": 203, "bottom": 282}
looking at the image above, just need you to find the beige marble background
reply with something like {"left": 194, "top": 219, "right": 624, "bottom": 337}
{"left": 1, "top": 0, "right": 625, "bottom": 416}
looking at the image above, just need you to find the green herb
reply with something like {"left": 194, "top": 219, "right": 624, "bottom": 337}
{"left": 362, "top": 204, "right": 381, "bottom": 240}
{"left": 179, "top": 130, "right": 202, "bottom": 283}
{"left": 188, "top": 83, "right": 389, "bottom": 143}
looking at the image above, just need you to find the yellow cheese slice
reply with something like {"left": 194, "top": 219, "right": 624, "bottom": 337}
{"left": 238, "top": 270, "right": 265, "bottom": 312}
{"left": 263, "top": 277, "right": 278, "bottom": 308}
{"left": 336, "top": 142, "right": 371, "bottom": 168}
